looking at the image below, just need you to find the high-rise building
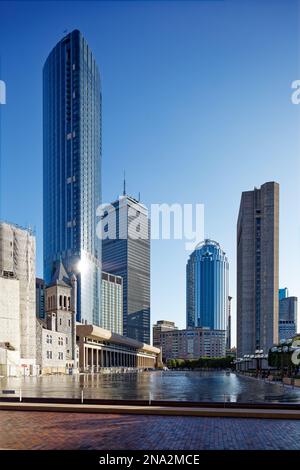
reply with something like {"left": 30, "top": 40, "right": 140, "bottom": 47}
{"left": 36, "top": 278, "right": 45, "bottom": 319}
{"left": 0, "top": 222, "right": 37, "bottom": 366}
{"left": 153, "top": 320, "right": 178, "bottom": 348}
{"left": 279, "top": 287, "right": 289, "bottom": 301}
{"left": 226, "top": 296, "right": 232, "bottom": 350}
{"left": 237, "top": 181, "right": 279, "bottom": 357}
{"left": 279, "top": 294, "right": 297, "bottom": 341}
{"left": 102, "top": 195, "right": 150, "bottom": 344}
{"left": 101, "top": 272, "right": 123, "bottom": 335}
{"left": 186, "top": 239, "right": 229, "bottom": 332}
{"left": 43, "top": 29, "right": 102, "bottom": 325}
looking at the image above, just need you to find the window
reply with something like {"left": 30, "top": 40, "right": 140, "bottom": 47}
{"left": 59, "top": 295, "right": 62, "bottom": 307}
{"left": 46, "top": 351, "right": 53, "bottom": 360}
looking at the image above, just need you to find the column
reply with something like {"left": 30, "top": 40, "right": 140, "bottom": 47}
{"left": 91, "top": 347, "right": 94, "bottom": 372}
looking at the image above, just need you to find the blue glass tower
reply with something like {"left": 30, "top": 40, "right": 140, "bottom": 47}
{"left": 43, "top": 30, "right": 101, "bottom": 325}
{"left": 186, "top": 239, "right": 228, "bottom": 331}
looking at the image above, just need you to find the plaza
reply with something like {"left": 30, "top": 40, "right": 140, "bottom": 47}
{"left": 0, "top": 409, "right": 300, "bottom": 450}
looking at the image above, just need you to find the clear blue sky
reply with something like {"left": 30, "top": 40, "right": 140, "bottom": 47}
{"left": 1, "top": 0, "right": 300, "bottom": 345}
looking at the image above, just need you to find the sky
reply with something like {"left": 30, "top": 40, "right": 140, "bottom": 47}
{"left": 0, "top": 0, "right": 300, "bottom": 346}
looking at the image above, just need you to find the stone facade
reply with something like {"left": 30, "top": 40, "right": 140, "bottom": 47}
{"left": 77, "top": 324, "right": 160, "bottom": 371}
{"left": 0, "top": 276, "right": 21, "bottom": 376}
{"left": 159, "top": 327, "right": 226, "bottom": 362}
{"left": 0, "top": 222, "right": 37, "bottom": 375}
{"left": 237, "top": 182, "right": 279, "bottom": 358}
{"left": 153, "top": 320, "right": 178, "bottom": 349}
{"left": 36, "top": 320, "right": 68, "bottom": 374}
{"left": 37, "top": 261, "right": 77, "bottom": 374}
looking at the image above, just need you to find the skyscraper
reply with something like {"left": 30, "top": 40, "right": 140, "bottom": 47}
{"left": 153, "top": 320, "right": 178, "bottom": 349}
{"left": 43, "top": 30, "right": 101, "bottom": 325}
{"left": 279, "top": 294, "right": 297, "bottom": 341}
{"left": 279, "top": 287, "right": 289, "bottom": 301}
{"left": 186, "top": 239, "right": 229, "bottom": 332}
{"left": 101, "top": 272, "right": 123, "bottom": 335}
{"left": 237, "top": 181, "right": 279, "bottom": 357}
{"left": 226, "top": 295, "right": 232, "bottom": 350}
{"left": 102, "top": 195, "right": 150, "bottom": 344}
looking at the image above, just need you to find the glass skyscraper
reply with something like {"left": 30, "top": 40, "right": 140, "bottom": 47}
{"left": 43, "top": 30, "right": 101, "bottom": 325}
{"left": 102, "top": 195, "right": 150, "bottom": 344}
{"left": 186, "top": 239, "right": 229, "bottom": 331}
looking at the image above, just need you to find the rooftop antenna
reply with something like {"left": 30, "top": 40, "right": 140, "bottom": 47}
{"left": 138, "top": 191, "right": 141, "bottom": 202}
{"left": 123, "top": 170, "right": 126, "bottom": 196}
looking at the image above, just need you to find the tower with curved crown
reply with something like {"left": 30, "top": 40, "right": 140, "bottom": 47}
{"left": 186, "top": 239, "right": 229, "bottom": 331}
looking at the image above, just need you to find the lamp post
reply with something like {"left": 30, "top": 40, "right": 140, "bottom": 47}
{"left": 254, "top": 349, "right": 264, "bottom": 376}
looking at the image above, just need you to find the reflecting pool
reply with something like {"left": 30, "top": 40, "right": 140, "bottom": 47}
{"left": 2, "top": 371, "right": 300, "bottom": 403}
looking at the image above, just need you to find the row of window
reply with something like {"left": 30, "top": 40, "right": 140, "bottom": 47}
{"left": 47, "top": 295, "right": 71, "bottom": 310}
{"left": 46, "top": 334, "right": 68, "bottom": 345}
{"left": 46, "top": 351, "right": 64, "bottom": 360}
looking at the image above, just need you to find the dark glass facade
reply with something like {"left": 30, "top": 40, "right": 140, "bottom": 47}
{"left": 279, "top": 296, "right": 297, "bottom": 341}
{"left": 186, "top": 239, "right": 228, "bottom": 331}
{"left": 43, "top": 30, "right": 101, "bottom": 325}
{"left": 102, "top": 196, "right": 150, "bottom": 344}
{"left": 36, "top": 278, "right": 45, "bottom": 319}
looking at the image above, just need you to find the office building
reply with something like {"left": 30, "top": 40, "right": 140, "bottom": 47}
{"left": 102, "top": 195, "right": 150, "bottom": 344}
{"left": 153, "top": 320, "right": 177, "bottom": 348}
{"left": 43, "top": 29, "right": 102, "bottom": 325}
{"left": 186, "top": 239, "right": 229, "bottom": 331}
{"left": 237, "top": 181, "right": 279, "bottom": 357}
{"left": 159, "top": 327, "right": 226, "bottom": 362}
{"left": 101, "top": 272, "right": 123, "bottom": 335}
{"left": 36, "top": 278, "right": 45, "bottom": 319}
{"left": 279, "top": 287, "right": 289, "bottom": 301}
{"left": 226, "top": 296, "right": 232, "bottom": 350}
{"left": 279, "top": 294, "right": 297, "bottom": 341}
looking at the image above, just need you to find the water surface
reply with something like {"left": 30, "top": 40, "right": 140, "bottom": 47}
{"left": 1, "top": 371, "right": 300, "bottom": 403}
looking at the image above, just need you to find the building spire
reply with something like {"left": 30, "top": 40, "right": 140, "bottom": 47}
{"left": 123, "top": 170, "right": 126, "bottom": 196}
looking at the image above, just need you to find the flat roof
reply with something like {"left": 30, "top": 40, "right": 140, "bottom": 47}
{"left": 77, "top": 324, "right": 160, "bottom": 355}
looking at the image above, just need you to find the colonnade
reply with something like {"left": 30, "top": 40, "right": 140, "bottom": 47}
{"left": 83, "top": 345, "right": 155, "bottom": 371}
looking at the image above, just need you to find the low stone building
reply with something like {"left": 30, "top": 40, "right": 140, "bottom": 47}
{"left": 36, "top": 320, "right": 69, "bottom": 374}
{"left": 77, "top": 324, "right": 160, "bottom": 371}
{"left": 159, "top": 327, "right": 226, "bottom": 362}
